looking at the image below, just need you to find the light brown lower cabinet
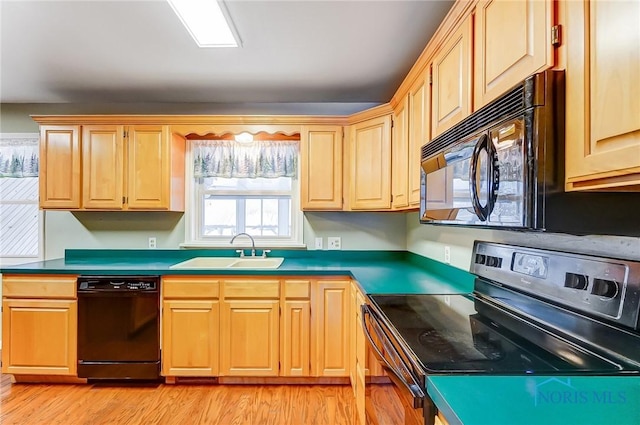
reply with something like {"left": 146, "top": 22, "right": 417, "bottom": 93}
{"left": 162, "top": 277, "right": 348, "bottom": 379}
{"left": 220, "top": 299, "right": 280, "bottom": 376}
{"left": 162, "top": 300, "right": 219, "bottom": 376}
{"left": 1, "top": 275, "right": 78, "bottom": 376}
{"left": 281, "top": 280, "right": 312, "bottom": 377}
{"left": 161, "top": 277, "right": 220, "bottom": 377}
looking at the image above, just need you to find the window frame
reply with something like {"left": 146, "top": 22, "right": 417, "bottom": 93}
{"left": 183, "top": 140, "right": 305, "bottom": 248}
{"left": 0, "top": 133, "right": 44, "bottom": 265}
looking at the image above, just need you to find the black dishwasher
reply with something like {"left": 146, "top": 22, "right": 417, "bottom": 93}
{"left": 77, "top": 276, "right": 160, "bottom": 380}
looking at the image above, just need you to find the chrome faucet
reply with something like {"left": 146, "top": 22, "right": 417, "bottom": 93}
{"left": 230, "top": 232, "right": 256, "bottom": 257}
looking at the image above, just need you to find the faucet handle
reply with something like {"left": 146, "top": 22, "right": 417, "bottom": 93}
{"left": 261, "top": 249, "right": 271, "bottom": 258}
{"left": 235, "top": 249, "right": 245, "bottom": 257}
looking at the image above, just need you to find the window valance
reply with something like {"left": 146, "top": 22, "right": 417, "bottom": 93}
{"left": 193, "top": 139, "right": 299, "bottom": 179}
{"left": 0, "top": 134, "right": 39, "bottom": 178}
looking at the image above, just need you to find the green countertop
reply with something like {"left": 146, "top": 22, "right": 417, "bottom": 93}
{"left": 0, "top": 249, "right": 475, "bottom": 295}
{"left": 2, "top": 249, "right": 638, "bottom": 424}
{"left": 428, "top": 375, "right": 640, "bottom": 425}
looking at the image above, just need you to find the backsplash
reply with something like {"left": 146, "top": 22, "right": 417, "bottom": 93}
{"left": 44, "top": 210, "right": 407, "bottom": 260}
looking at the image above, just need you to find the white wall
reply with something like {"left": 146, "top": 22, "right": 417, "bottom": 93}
{"left": 406, "top": 212, "right": 640, "bottom": 270}
{"left": 304, "top": 212, "right": 406, "bottom": 251}
{"left": 43, "top": 210, "right": 407, "bottom": 259}
{"left": 44, "top": 211, "right": 186, "bottom": 259}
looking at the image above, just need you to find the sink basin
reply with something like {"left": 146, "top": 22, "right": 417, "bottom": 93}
{"left": 228, "top": 258, "right": 284, "bottom": 269}
{"left": 170, "top": 257, "right": 284, "bottom": 270}
{"left": 169, "top": 257, "right": 238, "bottom": 269}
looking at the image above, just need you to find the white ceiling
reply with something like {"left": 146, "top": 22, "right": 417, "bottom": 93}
{"left": 0, "top": 0, "right": 453, "bottom": 108}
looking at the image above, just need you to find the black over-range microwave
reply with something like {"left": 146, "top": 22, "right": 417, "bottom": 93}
{"left": 419, "top": 70, "right": 640, "bottom": 237}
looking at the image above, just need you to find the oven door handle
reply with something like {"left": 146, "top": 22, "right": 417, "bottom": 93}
{"left": 361, "top": 305, "right": 426, "bottom": 407}
{"left": 469, "top": 134, "right": 500, "bottom": 221}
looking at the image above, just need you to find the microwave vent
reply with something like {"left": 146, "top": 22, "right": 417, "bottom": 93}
{"left": 422, "top": 83, "right": 526, "bottom": 161}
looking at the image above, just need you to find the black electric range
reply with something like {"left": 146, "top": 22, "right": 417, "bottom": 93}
{"left": 362, "top": 241, "right": 640, "bottom": 425}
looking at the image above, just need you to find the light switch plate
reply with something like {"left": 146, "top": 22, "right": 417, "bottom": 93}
{"left": 328, "top": 237, "right": 341, "bottom": 250}
{"left": 314, "top": 237, "right": 323, "bottom": 250}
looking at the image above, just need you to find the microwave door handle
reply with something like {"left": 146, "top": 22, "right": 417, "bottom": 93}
{"left": 469, "top": 134, "right": 489, "bottom": 221}
{"left": 469, "top": 134, "right": 501, "bottom": 220}
{"left": 486, "top": 135, "right": 500, "bottom": 217}
{"left": 361, "top": 306, "right": 426, "bottom": 407}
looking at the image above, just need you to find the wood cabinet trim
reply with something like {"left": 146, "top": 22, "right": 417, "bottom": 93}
{"left": 2, "top": 275, "right": 78, "bottom": 299}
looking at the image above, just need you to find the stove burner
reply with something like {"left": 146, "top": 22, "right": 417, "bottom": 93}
{"left": 416, "top": 328, "right": 503, "bottom": 363}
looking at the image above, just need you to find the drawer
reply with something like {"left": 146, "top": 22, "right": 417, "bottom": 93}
{"left": 2, "top": 275, "right": 77, "bottom": 299}
{"left": 284, "top": 280, "right": 310, "bottom": 299}
{"left": 223, "top": 280, "right": 279, "bottom": 299}
{"left": 163, "top": 277, "right": 220, "bottom": 299}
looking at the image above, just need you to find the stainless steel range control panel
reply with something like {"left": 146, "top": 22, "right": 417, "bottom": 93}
{"left": 470, "top": 242, "right": 640, "bottom": 330}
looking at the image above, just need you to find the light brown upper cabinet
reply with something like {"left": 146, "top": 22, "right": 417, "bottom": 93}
{"left": 408, "top": 73, "right": 431, "bottom": 206}
{"left": 565, "top": 0, "right": 640, "bottom": 191}
{"left": 348, "top": 115, "right": 392, "bottom": 210}
{"left": 300, "top": 125, "right": 343, "bottom": 210}
{"left": 84, "top": 124, "right": 184, "bottom": 210}
{"left": 431, "top": 14, "right": 473, "bottom": 138}
{"left": 39, "top": 126, "right": 82, "bottom": 209}
{"left": 474, "top": 0, "right": 554, "bottom": 109}
{"left": 82, "top": 125, "right": 125, "bottom": 209}
{"left": 392, "top": 96, "right": 410, "bottom": 210}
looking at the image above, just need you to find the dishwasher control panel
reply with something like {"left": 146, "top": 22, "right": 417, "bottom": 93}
{"left": 78, "top": 276, "right": 159, "bottom": 291}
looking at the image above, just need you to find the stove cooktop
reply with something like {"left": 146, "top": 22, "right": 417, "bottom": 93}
{"left": 369, "top": 293, "right": 628, "bottom": 375}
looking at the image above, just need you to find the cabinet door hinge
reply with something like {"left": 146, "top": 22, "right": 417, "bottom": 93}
{"left": 429, "top": 65, "right": 433, "bottom": 85}
{"left": 551, "top": 25, "right": 561, "bottom": 47}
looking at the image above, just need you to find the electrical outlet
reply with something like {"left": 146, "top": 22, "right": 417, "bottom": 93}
{"left": 314, "top": 237, "right": 323, "bottom": 250}
{"left": 444, "top": 245, "right": 451, "bottom": 264}
{"left": 328, "top": 237, "right": 341, "bottom": 250}
{"left": 148, "top": 237, "right": 157, "bottom": 249}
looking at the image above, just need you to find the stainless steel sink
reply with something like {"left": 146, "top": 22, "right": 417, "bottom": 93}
{"left": 170, "top": 256, "right": 284, "bottom": 270}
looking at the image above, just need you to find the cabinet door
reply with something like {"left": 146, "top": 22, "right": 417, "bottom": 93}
{"left": 431, "top": 14, "right": 472, "bottom": 137}
{"left": 392, "top": 96, "right": 410, "bottom": 210}
{"left": 349, "top": 116, "right": 392, "bottom": 210}
{"left": 127, "top": 125, "right": 170, "bottom": 209}
{"left": 409, "top": 75, "right": 430, "bottom": 206}
{"left": 313, "top": 280, "right": 350, "bottom": 377}
{"left": 281, "top": 300, "right": 311, "bottom": 377}
{"left": 162, "top": 300, "right": 219, "bottom": 377}
{"left": 474, "top": 0, "right": 553, "bottom": 108}
{"left": 39, "top": 126, "right": 81, "bottom": 209}
{"left": 220, "top": 300, "right": 279, "bottom": 376}
{"left": 300, "top": 125, "right": 343, "bottom": 210}
{"left": 565, "top": 0, "right": 640, "bottom": 190}
{"left": 2, "top": 299, "right": 77, "bottom": 375}
{"left": 82, "top": 125, "right": 124, "bottom": 209}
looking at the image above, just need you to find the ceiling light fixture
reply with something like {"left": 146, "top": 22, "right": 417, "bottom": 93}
{"left": 167, "top": 0, "right": 239, "bottom": 48}
{"left": 234, "top": 132, "right": 254, "bottom": 143}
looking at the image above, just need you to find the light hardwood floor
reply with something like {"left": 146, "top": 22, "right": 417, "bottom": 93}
{"left": 1, "top": 374, "right": 361, "bottom": 425}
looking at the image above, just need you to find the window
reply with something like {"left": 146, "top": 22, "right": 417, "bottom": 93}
{"left": 185, "top": 138, "right": 303, "bottom": 247}
{"left": 0, "top": 134, "right": 42, "bottom": 262}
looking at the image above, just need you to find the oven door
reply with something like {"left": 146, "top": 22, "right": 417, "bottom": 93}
{"left": 362, "top": 304, "right": 435, "bottom": 425}
{"left": 420, "top": 115, "right": 530, "bottom": 229}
